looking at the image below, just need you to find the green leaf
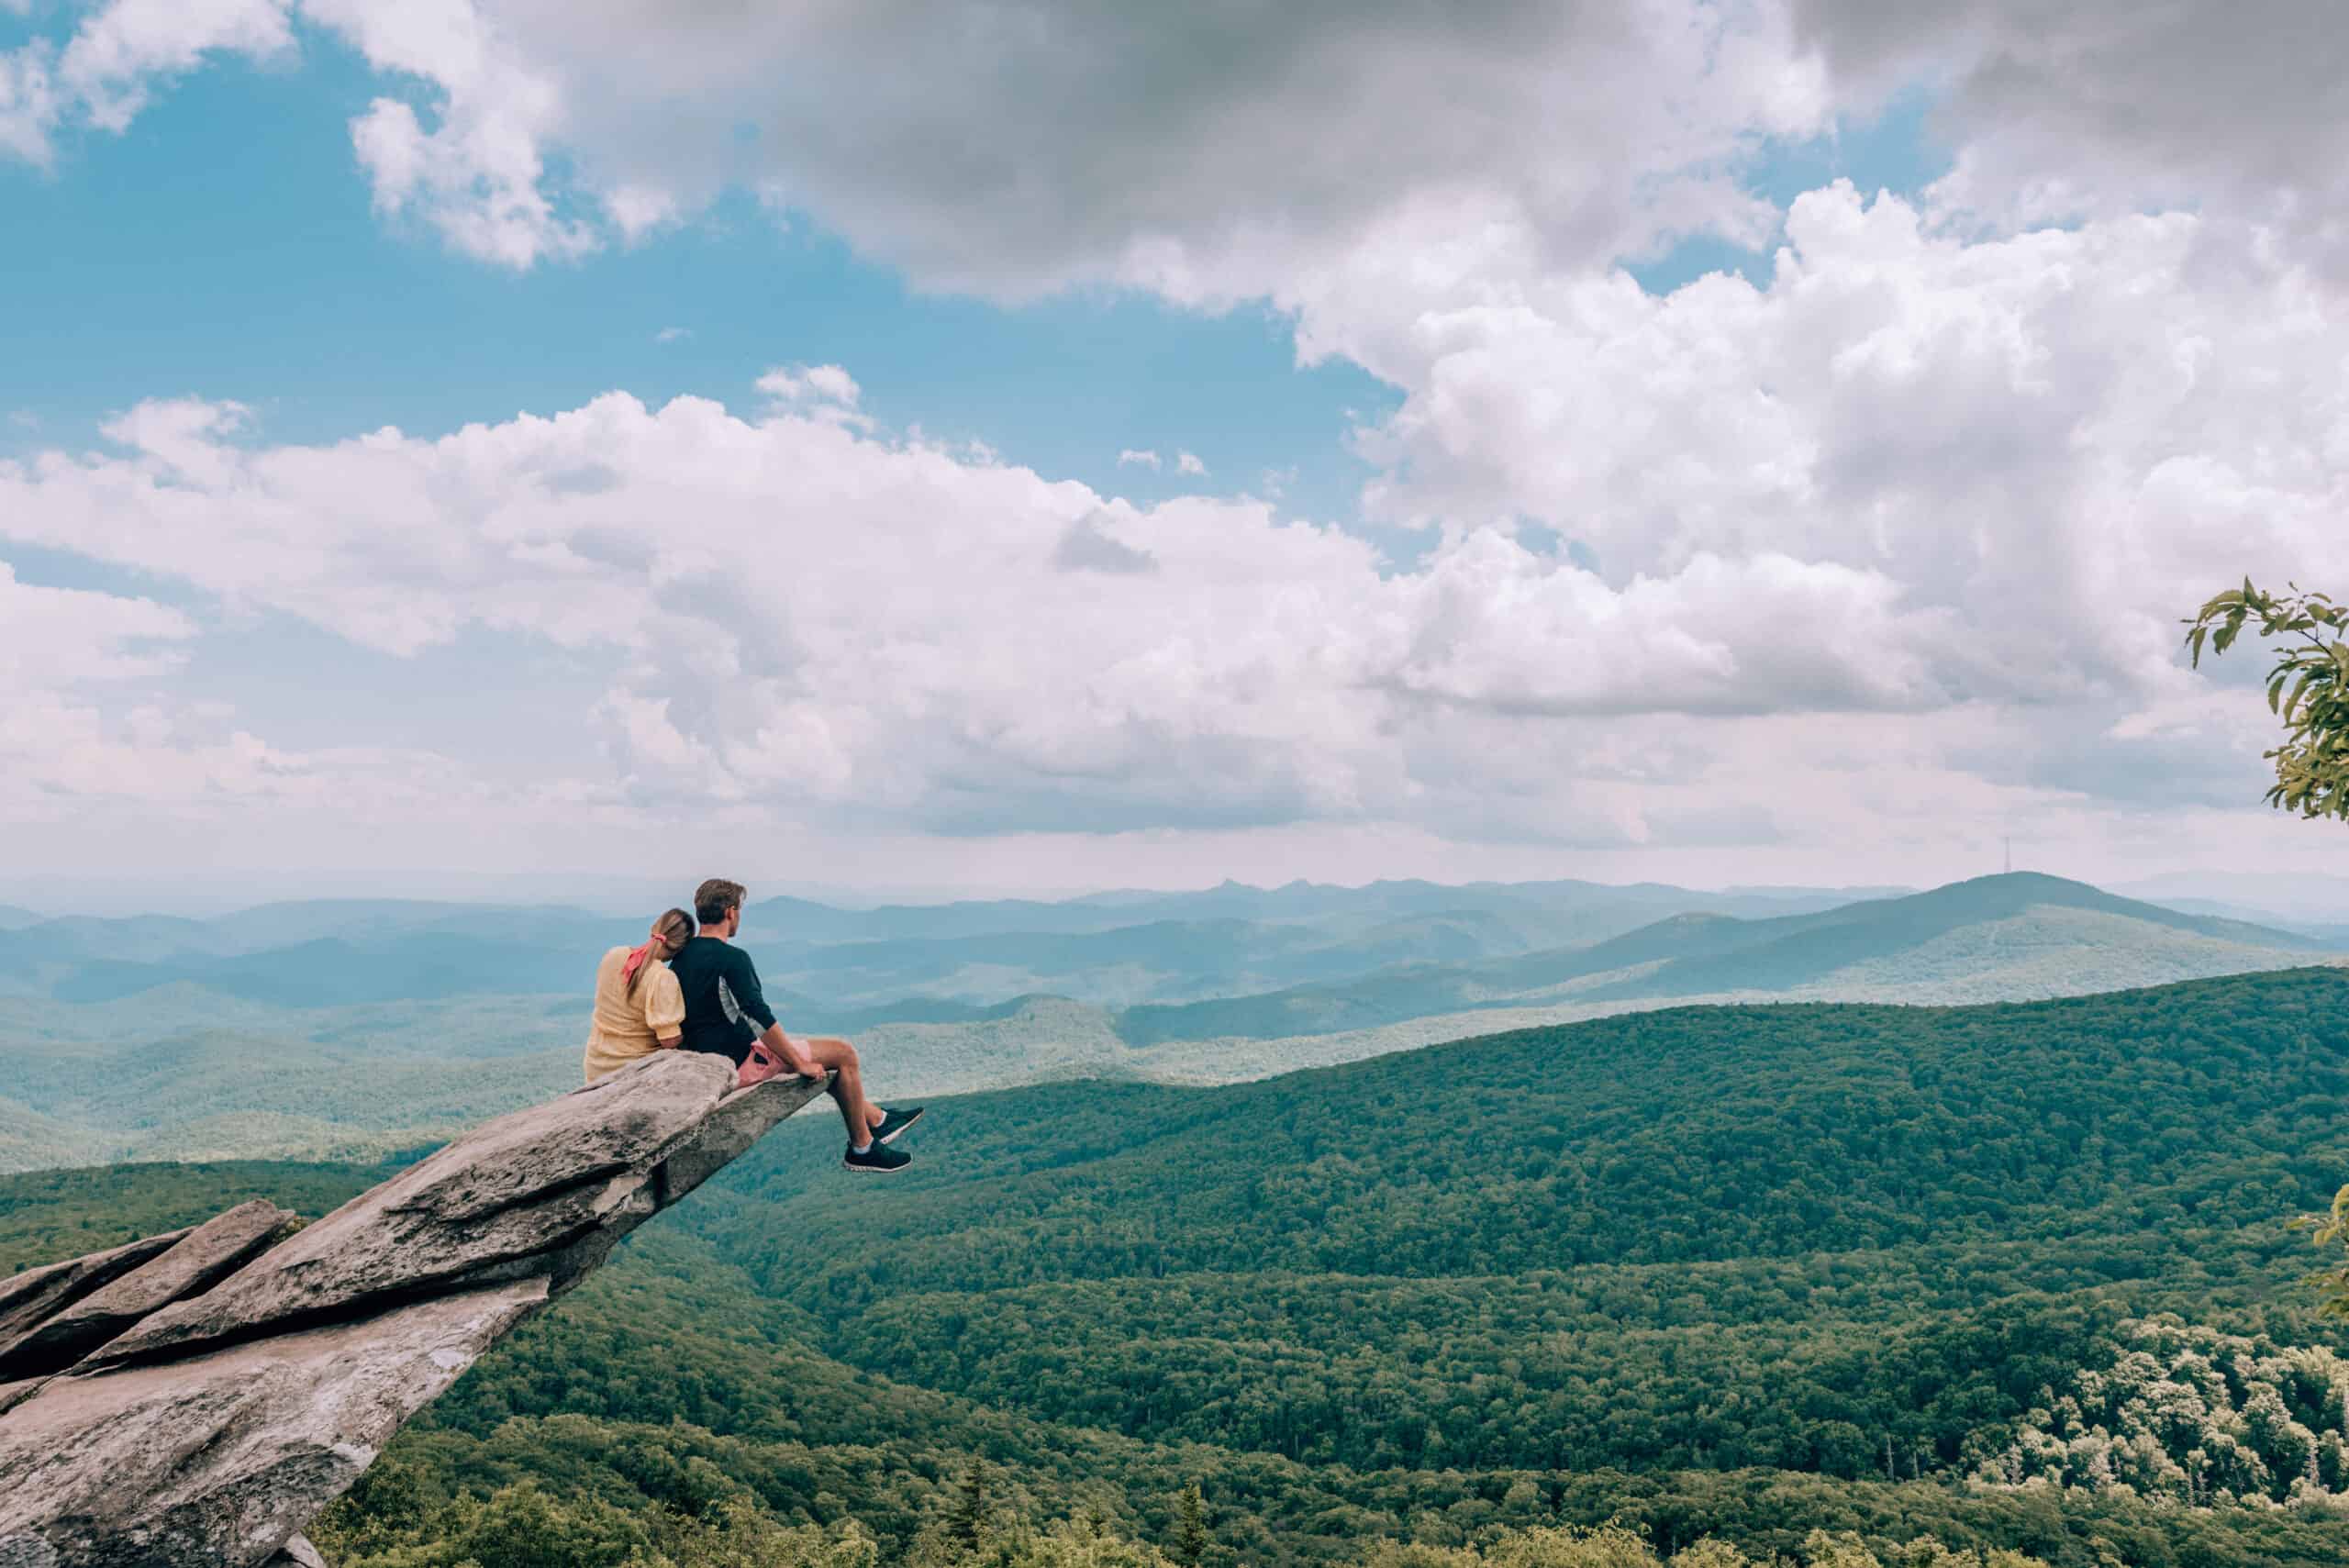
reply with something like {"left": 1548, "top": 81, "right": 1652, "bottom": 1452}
{"left": 2196, "top": 589, "right": 2243, "bottom": 619}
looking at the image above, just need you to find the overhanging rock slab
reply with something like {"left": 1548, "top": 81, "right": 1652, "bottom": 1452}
{"left": 0, "top": 1053, "right": 829, "bottom": 1568}
{"left": 0, "top": 1280, "right": 551, "bottom": 1568}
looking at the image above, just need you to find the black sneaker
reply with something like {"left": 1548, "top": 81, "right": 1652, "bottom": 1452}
{"left": 874, "top": 1106, "right": 925, "bottom": 1145}
{"left": 843, "top": 1141, "right": 912, "bottom": 1173}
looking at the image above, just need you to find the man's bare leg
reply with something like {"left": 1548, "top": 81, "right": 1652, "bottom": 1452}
{"left": 802, "top": 1035, "right": 885, "bottom": 1142}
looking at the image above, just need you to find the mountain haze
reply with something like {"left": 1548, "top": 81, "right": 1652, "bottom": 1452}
{"left": 0, "top": 873, "right": 2327, "bottom": 1172}
{"left": 1115, "top": 873, "right": 2323, "bottom": 1044}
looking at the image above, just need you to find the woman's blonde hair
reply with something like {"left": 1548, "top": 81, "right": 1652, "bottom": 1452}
{"left": 627, "top": 906, "right": 696, "bottom": 998}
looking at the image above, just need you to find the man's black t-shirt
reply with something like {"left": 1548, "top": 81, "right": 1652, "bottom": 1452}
{"left": 669, "top": 936, "right": 779, "bottom": 1064}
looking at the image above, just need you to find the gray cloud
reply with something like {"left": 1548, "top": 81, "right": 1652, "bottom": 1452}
{"left": 540, "top": 462, "right": 622, "bottom": 496}
{"left": 526, "top": 0, "right": 1714, "bottom": 291}
{"left": 1052, "top": 514, "right": 1156, "bottom": 576}
{"left": 268, "top": 0, "right": 1822, "bottom": 288}
{"left": 1789, "top": 0, "right": 2349, "bottom": 273}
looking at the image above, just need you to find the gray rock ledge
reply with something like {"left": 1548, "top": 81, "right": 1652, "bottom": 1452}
{"left": 0, "top": 1053, "right": 826, "bottom": 1568}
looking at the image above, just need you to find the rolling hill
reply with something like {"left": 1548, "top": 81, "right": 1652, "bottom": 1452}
{"left": 7, "top": 878, "right": 1895, "bottom": 1010}
{"left": 665, "top": 968, "right": 2349, "bottom": 1537}
{"left": 1114, "top": 873, "right": 2325, "bottom": 1044}
{"left": 737, "top": 877, "right": 1908, "bottom": 947}
{"left": 0, "top": 873, "right": 2330, "bottom": 1173}
{"left": 11, "top": 970, "right": 2349, "bottom": 1565}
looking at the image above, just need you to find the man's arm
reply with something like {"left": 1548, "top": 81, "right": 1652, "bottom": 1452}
{"left": 729, "top": 948, "right": 825, "bottom": 1079}
{"left": 755, "top": 1019, "right": 824, "bottom": 1078}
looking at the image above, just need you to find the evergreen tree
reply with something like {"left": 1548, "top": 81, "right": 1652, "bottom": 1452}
{"left": 1172, "top": 1483, "right": 1207, "bottom": 1568}
{"left": 949, "top": 1463, "right": 989, "bottom": 1555}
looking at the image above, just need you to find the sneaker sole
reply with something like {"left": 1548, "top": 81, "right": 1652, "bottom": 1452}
{"left": 875, "top": 1108, "right": 925, "bottom": 1146}
{"left": 841, "top": 1158, "right": 910, "bottom": 1173}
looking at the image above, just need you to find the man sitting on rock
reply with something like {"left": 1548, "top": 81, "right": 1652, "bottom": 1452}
{"left": 671, "top": 877, "right": 921, "bottom": 1173}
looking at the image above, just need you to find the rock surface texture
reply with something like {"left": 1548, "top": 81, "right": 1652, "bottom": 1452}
{"left": 0, "top": 1199, "right": 297, "bottom": 1381}
{"left": 0, "top": 1053, "right": 826, "bottom": 1568}
{"left": 0, "top": 1227, "right": 192, "bottom": 1346}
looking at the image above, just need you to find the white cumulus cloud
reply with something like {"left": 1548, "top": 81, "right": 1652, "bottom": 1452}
{"left": 1331, "top": 184, "right": 2349, "bottom": 720}
{"left": 0, "top": 0, "right": 292, "bottom": 164}
{"left": 0, "top": 561, "right": 468, "bottom": 833}
{"left": 0, "top": 388, "right": 1987, "bottom": 852}
{"left": 755, "top": 363, "right": 859, "bottom": 406}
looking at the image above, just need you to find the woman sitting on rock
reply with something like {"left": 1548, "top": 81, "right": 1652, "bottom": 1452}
{"left": 583, "top": 907, "right": 696, "bottom": 1084}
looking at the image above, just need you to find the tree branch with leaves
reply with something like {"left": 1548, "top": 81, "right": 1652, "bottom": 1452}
{"left": 2188, "top": 577, "right": 2349, "bottom": 1316}
{"left": 2185, "top": 580, "right": 2349, "bottom": 820}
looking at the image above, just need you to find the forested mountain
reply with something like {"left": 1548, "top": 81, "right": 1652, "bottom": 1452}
{"left": 738, "top": 879, "right": 1907, "bottom": 948}
{"left": 5, "top": 876, "right": 2310, "bottom": 1023}
{"left": 0, "top": 875, "right": 2326, "bottom": 1173}
{"left": 681, "top": 970, "right": 2349, "bottom": 1473}
{"left": 1115, "top": 873, "right": 2321, "bottom": 1043}
{"left": 0, "top": 990, "right": 588, "bottom": 1169}
{"left": 8, "top": 879, "right": 1895, "bottom": 1010}
{"left": 8, "top": 970, "right": 2349, "bottom": 1565}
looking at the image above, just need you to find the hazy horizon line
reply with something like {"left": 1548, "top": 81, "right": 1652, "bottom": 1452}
{"left": 6, "top": 865, "right": 2348, "bottom": 922}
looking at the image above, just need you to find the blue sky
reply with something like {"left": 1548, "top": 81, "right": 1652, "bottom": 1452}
{"left": 1, "top": 0, "right": 2338, "bottom": 906}
{"left": 0, "top": 37, "right": 1397, "bottom": 522}
{"left": 0, "top": 25, "right": 1949, "bottom": 528}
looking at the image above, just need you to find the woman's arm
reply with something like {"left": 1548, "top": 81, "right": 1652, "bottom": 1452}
{"left": 646, "top": 966, "right": 687, "bottom": 1051}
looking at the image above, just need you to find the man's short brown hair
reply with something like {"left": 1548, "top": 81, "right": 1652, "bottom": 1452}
{"left": 694, "top": 878, "right": 747, "bottom": 926}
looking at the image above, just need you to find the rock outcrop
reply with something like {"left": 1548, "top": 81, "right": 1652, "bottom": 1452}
{"left": 0, "top": 1199, "right": 297, "bottom": 1381}
{"left": 0, "top": 1053, "right": 827, "bottom": 1568}
{"left": 0, "top": 1227, "right": 192, "bottom": 1345}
